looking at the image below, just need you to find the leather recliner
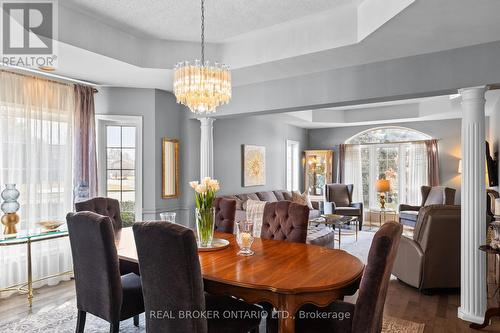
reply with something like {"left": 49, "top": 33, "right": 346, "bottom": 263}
{"left": 392, "top": 205, "right": 461, "bottom": 291}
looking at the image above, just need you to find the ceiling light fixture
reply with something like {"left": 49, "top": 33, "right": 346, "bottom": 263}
{"left": 173, "top": 0, "right": 231, "bottom": 115}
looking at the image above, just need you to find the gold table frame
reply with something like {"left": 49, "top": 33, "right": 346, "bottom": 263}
{"left": 0, "top": 229, "right": 72, "bottom": 307}
{"left": 309, "top": 215, "right": 359, "bottom": 249}
{"left": 368, "top": 207, "right": 397, "bottom": 229}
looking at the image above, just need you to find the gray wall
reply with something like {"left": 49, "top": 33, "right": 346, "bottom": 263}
{"left": 94, "top": 87, "right": 184, "bottom": 220}
{"left": 308, "top": 119, "right": 469, "bottom": 204}
{"left": 213, "top": 116, "right": 308, "bottom": 196}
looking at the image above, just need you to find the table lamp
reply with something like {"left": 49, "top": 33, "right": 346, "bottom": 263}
{"left": 376, "top": 179, "right": 391, "bottom": 209}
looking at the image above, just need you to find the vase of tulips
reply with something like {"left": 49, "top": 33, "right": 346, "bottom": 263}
{"left": 190, "top": 177, "right": 220, "bottom": 247}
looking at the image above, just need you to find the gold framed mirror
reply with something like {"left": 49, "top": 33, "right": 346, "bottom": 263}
{"left": 162, "top": 138, "right": 179, "bottom": 198}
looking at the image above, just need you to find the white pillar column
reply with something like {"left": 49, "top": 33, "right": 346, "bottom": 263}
{"left": 199, "top": 117, "right": 214, "bottom": 179}
{"left": 458, "top": 86, "right": 487, "bottom": 324}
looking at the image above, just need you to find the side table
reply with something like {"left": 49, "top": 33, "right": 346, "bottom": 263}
{"left": 0, "top": 228, "right": 72, "bottom": 307}
{"left": 470, "top": 245, "right": 500, "bottom": 330}
{"left": 369, "top": 207, "right": 397, "bottom": 228}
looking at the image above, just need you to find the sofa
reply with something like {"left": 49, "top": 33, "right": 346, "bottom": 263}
{"left": 399, "top": 186, "right": 456, "bottom": 228}
{"left": 392, "top": 205, "right": 461, "bottom": 291}
{"left": 324, "top": 184, "right": 364, "bottom": 230}
{"left": 219, "top": 190, "right": 321, "bottom": 224}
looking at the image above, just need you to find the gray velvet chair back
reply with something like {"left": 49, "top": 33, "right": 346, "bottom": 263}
{"left": 66, "top": 212, "right": 122, "bottom": 323}
{"left": 133, "top": 222, "right": 207, "bottom": 333}
{"left": 214, "top": 197, "right": 236, "bottom": 234}
{"left": 325, "top": 184, "right": 353, "bottom": 207}
{"left": 420, "top": 186, "right": 456, "bottom": 206}
{"left": 75, "top": 197, "right": 123, "bottom": 231}
{"left": 260, "top": 201, "right": 309, "bottom": 243}
{"left": 352, "top": 221, "right": 402, "bottom": 333}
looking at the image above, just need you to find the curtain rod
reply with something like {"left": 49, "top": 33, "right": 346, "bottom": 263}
{"left": 0, "top": 66, "right": 98, "bottom": 93}
{"left": 340, "top": 139, "right": 440, "bottom": 146}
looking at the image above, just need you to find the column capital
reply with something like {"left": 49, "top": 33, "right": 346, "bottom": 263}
{"left": 458, "top": 86, "right": 487, "bottom": 101}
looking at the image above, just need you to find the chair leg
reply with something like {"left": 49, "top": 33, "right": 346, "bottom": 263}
{"left": 133, "top": 315, "right": 139, "bottom": 327}
{"left": 110, "top": 322, "right": 119, "bottom": 333}
{"left": 76, "top": 310, "right": 86, "bottom": 333}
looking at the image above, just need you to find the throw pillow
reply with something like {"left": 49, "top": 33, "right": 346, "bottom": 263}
{"left": 292, "top": 191, "right": 314, "bottom": 209}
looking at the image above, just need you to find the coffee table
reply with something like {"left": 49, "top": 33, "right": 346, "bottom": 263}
{"left": 310, "top": 214, "right": 358, "bottom": 248}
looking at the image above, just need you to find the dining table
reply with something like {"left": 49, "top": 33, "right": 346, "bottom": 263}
{"left": 115, "top": 227, "right": 364, "bottom": 333}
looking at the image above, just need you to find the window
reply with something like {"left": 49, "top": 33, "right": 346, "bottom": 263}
{"left": 0, "top": 71, "right": 74, "bottom": 291}
{"left": 286, "top": 140, "right": 300, "bottom": 191}
{"left": 346, "top": 127, "right": 431, "bottom": 210}
{"left": 97, "top": 116, "right": 142, "bottom": 226}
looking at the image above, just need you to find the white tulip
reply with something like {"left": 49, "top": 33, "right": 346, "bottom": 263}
{"left": 189, "top": 181, "right": 199, "bottom": 189}
{"left": 196, "top": 184, "right": 207, "bottom": 193}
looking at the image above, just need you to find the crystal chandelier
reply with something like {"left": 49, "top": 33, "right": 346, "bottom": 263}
{"left": 173, "top": 0, "right": 231, "bottom": 114}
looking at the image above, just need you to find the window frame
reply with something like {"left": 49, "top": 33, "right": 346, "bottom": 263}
{"left": 286, "top": 139, "right": 301, "bottom": 192}
{"left": 96, "top": 115, "right": 143, "bottom": 221}
{"left": 346, "top": 126, "right": 432, "bottom": 209}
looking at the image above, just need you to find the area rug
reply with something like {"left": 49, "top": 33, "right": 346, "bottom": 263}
{"left": 0, "top": 298, "right": 425, "bottom": 333}
{"left": 382, "top": 315, "right": 425, "bottom": 333}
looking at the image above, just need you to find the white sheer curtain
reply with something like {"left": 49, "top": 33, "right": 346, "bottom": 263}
{"left": 0, "top": 71, "right": 74, "bottom": 295}
{"left": 405, "top": 143, "right": 428, "bottom": 205}
{"left": 344, "top": 145, "right": 363, "bottom": 203}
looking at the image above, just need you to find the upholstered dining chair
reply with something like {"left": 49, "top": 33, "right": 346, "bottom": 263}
{"left": 268, "top": 221, "right": 402, "bottom": 333}
{"left": 75, "top": 197, "right": 138, "bottom": 275}
{"left": 214, "top": 197, "right": 236, "bottom": 234}
{"left": 132, "top": 221, "right": 261, "bottom": 333}
{"left": 75, "top": 197, "right": 123, "bottom": 231}
{"left": 260, "top": 201, "right": 310, "bottom": 243}
{"left": 66, "top": 211, "right": 144, "bottom": 333}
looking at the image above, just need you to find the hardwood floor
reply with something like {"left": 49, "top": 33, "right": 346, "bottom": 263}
{"left": 1, "top": 256, "right": 499, "bottom": 332}
{"left": 383, "top": 252, "right": 500, "bottom": 332}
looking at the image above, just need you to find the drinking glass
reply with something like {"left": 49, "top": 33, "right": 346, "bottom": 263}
{"left": 159, "top": 212, "right": 176, "bottom": 223}
{"left": 236, "top": 221, "right": 255, "bottom": 256}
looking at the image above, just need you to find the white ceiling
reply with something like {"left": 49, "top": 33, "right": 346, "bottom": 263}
{"left": 63, "top": 0, "right": 360, "bottom": 42}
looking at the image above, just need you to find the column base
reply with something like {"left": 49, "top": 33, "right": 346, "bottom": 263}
{"left": 458, "top": 307, "right": 485, "bottom": 324}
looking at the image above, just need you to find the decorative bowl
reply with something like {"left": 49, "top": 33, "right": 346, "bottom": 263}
{"left": 37, "top": 220, "right": 65, "bottom": 231}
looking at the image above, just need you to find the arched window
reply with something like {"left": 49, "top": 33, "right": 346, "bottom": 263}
{"left": 343, "top": 126, "right": 432, "bottom": 210}
{"left": 346, "top": 126, "right": 431, "bottom": 144}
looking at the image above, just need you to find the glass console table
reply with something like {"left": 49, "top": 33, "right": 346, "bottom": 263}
{"left": 368, "top": 207, "right": 397, "bottom": 228}
{"left": 0, "top": 227, "right": 71, "bottom": 307}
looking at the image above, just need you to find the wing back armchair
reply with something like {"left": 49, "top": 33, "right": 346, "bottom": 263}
{"left": 324, "top": 184, "right": 364, "bottom": 230}
{"left": 399, "top": 186, "right": 456, "bottom": 227}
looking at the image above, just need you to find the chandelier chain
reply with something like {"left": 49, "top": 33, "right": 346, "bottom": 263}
{"left": 201, "top": 0, "right": 205, "bottom": 64}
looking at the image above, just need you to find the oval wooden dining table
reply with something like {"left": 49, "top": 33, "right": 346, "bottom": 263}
{"left": 115, "top": 228, "right": 364, "bottom": 333}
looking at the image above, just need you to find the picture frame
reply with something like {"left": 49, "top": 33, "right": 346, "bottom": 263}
{"left": 242, "top": 144, "right": 266, "bottom": 187}
{"left": 162, "top": 138, "right": 179, "bottom": 198}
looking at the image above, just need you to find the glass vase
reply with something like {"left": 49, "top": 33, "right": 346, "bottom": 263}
{"left": 236, "top": 220, "right": 255, "bottom": 256}
{"left": 196, "top": 207, "right": 215, "bottom": 247}
{"left": 1, "top": 184, "right": 20, "bottom": 214}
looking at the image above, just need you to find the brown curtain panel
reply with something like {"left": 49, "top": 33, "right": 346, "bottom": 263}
{"left": 338, "top": 144, "right": 346, "bottom": 183}
{"left": 74, "top": 85, "right": 98, "bottom": 198}
{"left": 425, "top": 139, "right": 440, "bottom": 186}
